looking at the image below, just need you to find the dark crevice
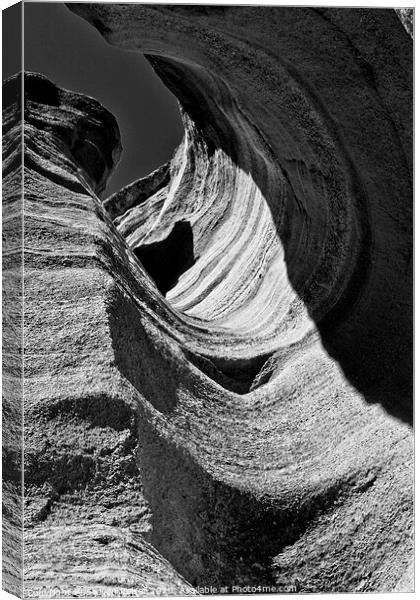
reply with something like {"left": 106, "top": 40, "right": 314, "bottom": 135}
{"left": 134, "top": 221, "right": 196, "bottom": 296}
{"left": 185, "top": 350, "right": 273, "bottom": 395}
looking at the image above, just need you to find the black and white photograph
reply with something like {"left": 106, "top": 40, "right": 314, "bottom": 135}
{"left": 1, "top": 1, "right": 414, "bottom": 597}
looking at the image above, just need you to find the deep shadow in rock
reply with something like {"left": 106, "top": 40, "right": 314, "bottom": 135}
{"left": 134, "top": 221, "right": 196, "bottom": 296}
{"left": 184, "top": 350, "right": 273, "bottom": 395}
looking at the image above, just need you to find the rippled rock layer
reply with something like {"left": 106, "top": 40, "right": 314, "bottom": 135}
{"left": 2, "top": 5, "right": 413, "bottom": 596}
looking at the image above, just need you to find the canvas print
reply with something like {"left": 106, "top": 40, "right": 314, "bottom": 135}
{"left": 2, "top": 2, "right": 413, "bottom": 597}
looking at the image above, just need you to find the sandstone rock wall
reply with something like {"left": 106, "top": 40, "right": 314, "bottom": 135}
{"left": 2, "top": 5, "right": 413, "bottom": 595}
{"left": 3, "top": 73, "right": 24, "bottom": 599}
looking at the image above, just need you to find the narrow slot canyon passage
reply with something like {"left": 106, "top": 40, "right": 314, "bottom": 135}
{"left": 6, "top": 4, "right": 412, "bottom": 597}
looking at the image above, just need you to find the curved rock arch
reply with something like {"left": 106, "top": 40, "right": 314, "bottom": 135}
{"left": 74, "top": 4, "right": 412, "bottom": 419}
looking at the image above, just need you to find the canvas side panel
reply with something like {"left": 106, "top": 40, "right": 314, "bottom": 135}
{"left": 2, "top": 3, "right": 23, "bottom": 597}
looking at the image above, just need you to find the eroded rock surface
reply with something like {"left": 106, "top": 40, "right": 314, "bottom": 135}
{"left": 3, "top": 5, "right": 412, "bottom": 595}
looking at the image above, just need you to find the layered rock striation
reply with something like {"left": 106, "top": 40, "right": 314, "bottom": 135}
{"left": 3, "top": 5, "right": 412, "bottom": 596}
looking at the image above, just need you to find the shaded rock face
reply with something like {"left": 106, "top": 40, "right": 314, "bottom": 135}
{"left": 134, "top": 221, "right": 196, "bottom": 296}
{"left": 4, "top": 5, "right": 412, "bottom": 596}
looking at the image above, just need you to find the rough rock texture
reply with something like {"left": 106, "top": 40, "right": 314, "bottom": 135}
{"left": 3, "top": 73, "right": 23, "bottom": 599}
{"left": 3, "top": 5, "right": 412, "bottom": 596}
{"left": 396, "top": 8, "right": 414, "bottom": 37}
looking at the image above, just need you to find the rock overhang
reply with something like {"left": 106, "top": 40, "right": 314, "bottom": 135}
{"left": 21, "top": 71, "right": 122, "bottom": 196}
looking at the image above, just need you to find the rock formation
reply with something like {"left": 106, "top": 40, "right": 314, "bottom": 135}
{"left": 3, "top": 5, "right": 413, "bottom": 596}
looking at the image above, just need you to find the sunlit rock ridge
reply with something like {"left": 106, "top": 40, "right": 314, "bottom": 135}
{"left": 5, "top": 5, "right": 412, "bottom": 596}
